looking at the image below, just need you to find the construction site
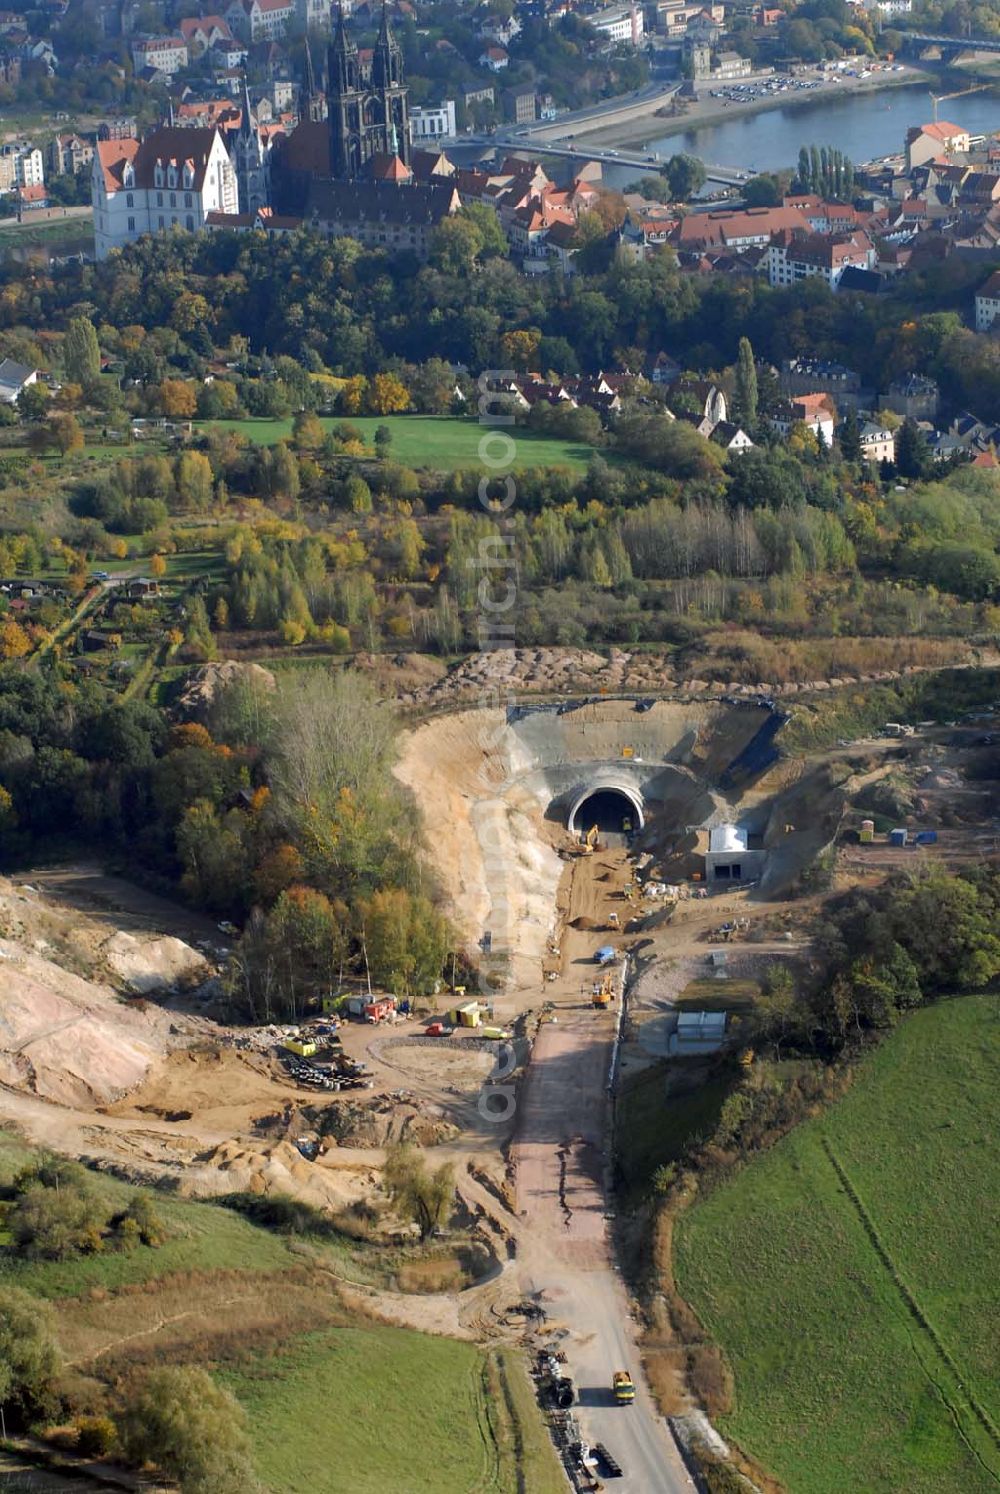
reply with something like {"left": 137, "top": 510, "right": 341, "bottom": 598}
{"left": 1, "top": 676, "right": 999, "bottom": 1491}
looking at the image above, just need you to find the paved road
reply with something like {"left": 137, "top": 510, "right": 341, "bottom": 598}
{"left": 514, "top": 994, "right": 697, "bottom": 1493}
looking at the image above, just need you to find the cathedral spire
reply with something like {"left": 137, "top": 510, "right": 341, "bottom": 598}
{"left": 333, "top": 1, "right": 356, "bottom": 57}
{"left": 239, "top": 69, "right": 254, "bottom": 139}
{"left": 304, "top": 34, "right": 316, "bottom": 99}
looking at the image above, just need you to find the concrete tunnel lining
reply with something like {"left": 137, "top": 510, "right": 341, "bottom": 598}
{"left": 568, "top": 782, "right": 645, "bottom": 834}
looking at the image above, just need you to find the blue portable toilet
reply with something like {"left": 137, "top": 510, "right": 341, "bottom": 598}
{"left": 914, "top": 830, "right": 938, "bottom": 846}
{"left": 889, "top": 828, "right": 908, "bottom": 847}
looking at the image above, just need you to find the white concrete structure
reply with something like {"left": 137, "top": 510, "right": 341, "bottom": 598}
{"left": 14, "top": 146, "right": 42, "bottom": 187}
{"left": 410, "top": 100, "right": 456, "bottom": 143}
{"left": 704, "top": 823, "right": 765, "bottom": 883}
{"left": 975, "top": 269, "right": 1000, "bottom": 332}
{"left": 91, "top": 125, "right": 238, "bottom": 260}
{"left": 225, "top": 0, "right": 295, "bottom": 41}
{"left": 130, "top": 35, "right": 188, "bottom": 74}
{"left": 591, "top": 5, "right": 644, "bottom": 43}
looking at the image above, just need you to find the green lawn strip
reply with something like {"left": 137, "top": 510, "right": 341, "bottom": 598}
{"left": 675, "top": 976, "right": 760, "bottom": 1014}
{"left": 221, "top": 1325, "right": 515, "bottom": 1494}
{"left": 199, "top": 414, "right": 596, "bottom": 471}
{"left": 491, "top": 1346, "right": 566, "bottom": 1494}
{"left": 616, "top": 1068, "right": 733, "bottom": 1199}
{"left": 674, "top": 996, "right": 1000, "bottom": 1493}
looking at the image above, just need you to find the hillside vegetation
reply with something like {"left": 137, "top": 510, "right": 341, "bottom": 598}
{"left": 0, "top": 1133, "right": 555, "bottom": 1493}
{"left": 674, "top": 994, "right": 1000, "bottom": 1494}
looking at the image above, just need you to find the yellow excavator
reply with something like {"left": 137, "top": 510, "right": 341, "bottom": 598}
{"left": 580, "top": 824, "right": 600, "bottom": 855}
{"left": 592, "top": 970, "right": 614, "bottom": 1009}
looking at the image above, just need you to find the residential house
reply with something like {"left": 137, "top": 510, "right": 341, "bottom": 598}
{"left": 48, "top": 132, "right": 93, "bottom": 177}
{"left": 767, "top": 229, "right": 876, "bottom": 290}
{"left": 649, "top": 351, "right": 681, "bottom": 385}
{"left": 0, "top": 357, "right": 36, "bottom": 401}
{"left": 479, "top": 45, "right": 508, "bottom": 70}
{"left": 463, "top": 84, "right": 494, "bottom": 109}
{"left": 673, "top": 203, "right": 812, "bottom": 251}
{"left": 16, "top": 182, "right": 48, "bottom": 211}
{"left": 667, "top": 376, "right": 728, "bottom": 425}
{"left": 780, "top": 356, "right": 867, "bottom": 409}
{"left": 225, "top": 0, "right": 294, "bottom": 41}
{"left": 770, "top": 393, "right": 836, "bottom": 446}
{"left": 178, "top": 14, "right": 234, "bottom": 55}
{"left": 905, "top": 120, "right": 971, "bottom": 171}
{"left": 478, "top": 11, "right": 520, "bottom": 45}
{"left": 975, "top": 269, "right": 1000, "bottom": 332}
{"left": 858, "top": 422, "right": 895, "bottom": 464}
{"left": 91, "top": 125, "right": 239, "bottom": 259}
{"left": 130, "top": 35, "right": 188, "bottom": 74}
{"left": 711, "top": 420, "right": 754, "bottom": 451}
{"left": 545, "top": 217, "right": 579, "bottom": 274}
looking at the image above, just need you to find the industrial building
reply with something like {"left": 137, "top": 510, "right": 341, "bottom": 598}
{"left": 703, "top": 823, "right": 765, "bottom": 885}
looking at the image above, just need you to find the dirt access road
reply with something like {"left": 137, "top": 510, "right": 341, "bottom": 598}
{"left": 513, "top": 851, "right": 697, "bottom": 1493}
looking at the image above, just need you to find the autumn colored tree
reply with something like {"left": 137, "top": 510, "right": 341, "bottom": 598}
{"left": 338, "top": 375, "right": 368, "bottom": 415}
{"left": 0, "top": 618, "right": 31, "bottom": 659}
{"left": 500, "top": 329, "right": 541, "bottom": 373}
{"left": 253, "top": 843, "right": 304, "bottom": 903}
{"left": 366, "top": 373, "right": 410, "bottom": 416}
{"left": 175, "top": 451, "right": 213, "bottom": 511}
{"left": 157, "top": 380, "right": 198, "bottom": 419}
{"left": 149, "top": 551, "right": 167, "bottom": 577}
{"left": 292, "top": 410, "right": 325, "bottom": 450}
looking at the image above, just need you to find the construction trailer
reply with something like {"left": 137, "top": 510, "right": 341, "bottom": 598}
{"left": 669, "top": 1010, "right": 728, "bottom": 1056}
{"left": 344, "top": 995, "right": 396, "bottom": 1023}
{"left": 447, "top": 1001, "right": 481, "bottom": 1028}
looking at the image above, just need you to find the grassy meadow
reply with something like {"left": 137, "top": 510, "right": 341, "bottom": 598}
{"left": 201, "top": 413, "right": 598, "bottom": 471}
{"left": 0, "top": 1133, "right": 557, "bottom": 1492}
{"left": 674, "top": 994, "right": 1000, "bottom": 1493}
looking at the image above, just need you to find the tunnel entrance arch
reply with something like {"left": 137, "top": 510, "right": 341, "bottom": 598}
{"left": 568, "top": 784, "right": 645, "bottom": 836}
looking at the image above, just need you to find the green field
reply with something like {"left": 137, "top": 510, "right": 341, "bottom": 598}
{"left": 201, "top": 414, "right": 597, "bottom": 471}
{"left": 0, "top": 1134, "right": 559, "bottom": 1491}
{"left": 616, "top": 1067, "right": 732, "bottom": 1201}
{"left": 223, "top": 1330, "right": 562, "bottom": 1494}
{"left": 674, "top": 995, "right": 1000, "bottom": 1493}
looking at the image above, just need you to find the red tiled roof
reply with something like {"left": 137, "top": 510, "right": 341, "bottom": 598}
{"left": 95, "top": 136, "right": 139, "bottom": 192}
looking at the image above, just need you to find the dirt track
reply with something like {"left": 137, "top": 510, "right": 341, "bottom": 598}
{"left": 512, "top": 853, "right": 697, "bottom": 1492}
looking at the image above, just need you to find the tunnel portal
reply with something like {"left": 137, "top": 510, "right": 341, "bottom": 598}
{"left": 568, "top": 784, "right": 645, "bottom": 836}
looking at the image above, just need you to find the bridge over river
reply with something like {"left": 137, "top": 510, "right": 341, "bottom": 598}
{"left": 506, "top": 140, "right": 750, "bottom": 186}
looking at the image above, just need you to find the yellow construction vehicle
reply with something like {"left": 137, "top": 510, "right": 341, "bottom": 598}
{"left": 592, "top": 970, "right": 614, "bottom": 1009}
{"left": 580, "top": 824, "right": 600, "bottom": 855}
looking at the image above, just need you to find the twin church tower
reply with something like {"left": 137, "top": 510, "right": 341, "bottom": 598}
{"left": 327, "top": 4, "right": 411, "bottom": 178}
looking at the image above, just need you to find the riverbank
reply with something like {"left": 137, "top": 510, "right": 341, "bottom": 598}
{"left": 540, "top": 63, "right": 933, "bottom": 153}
